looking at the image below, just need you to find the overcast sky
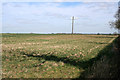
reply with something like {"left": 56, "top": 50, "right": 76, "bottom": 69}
{"left": 2, "top": 2, "right": 118, "bottom": 34}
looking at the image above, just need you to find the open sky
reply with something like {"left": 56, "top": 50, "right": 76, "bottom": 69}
{"left": 2, "top": 2, "right": 118, "bottom": 34}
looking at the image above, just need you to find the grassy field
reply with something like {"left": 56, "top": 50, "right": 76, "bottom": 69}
{"left": 2, "top": 34, "right": 118, "bottom": 78}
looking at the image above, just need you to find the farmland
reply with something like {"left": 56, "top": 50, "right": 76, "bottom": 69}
{"left": 2, "top": 34, "right": 118, "bottom": 78}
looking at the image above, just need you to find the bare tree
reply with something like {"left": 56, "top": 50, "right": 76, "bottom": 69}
{"left": 110, "top": 1, "right": 120, "bottom": 34}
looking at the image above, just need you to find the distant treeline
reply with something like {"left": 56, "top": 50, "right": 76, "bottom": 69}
{"left": 1, "top": 33, "right": 119, "bottom": 35}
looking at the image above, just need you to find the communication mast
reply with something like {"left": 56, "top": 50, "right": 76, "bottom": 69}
{"left": 72, "top": 16, "right": 74, "bottom": 34}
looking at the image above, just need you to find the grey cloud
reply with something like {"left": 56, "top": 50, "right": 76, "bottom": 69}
{"left": 15, "top": 18, "right": 49, "bottom": 24}
{"left": 44, "top": 12, "right": 70, "bottom": 19}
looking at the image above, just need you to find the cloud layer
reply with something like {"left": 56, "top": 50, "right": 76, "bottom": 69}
{"left": 2, "top": 2, "right": 118, "bottom": 33}
{"left": 2, "top": 0, "right": 120, "bottom": 2}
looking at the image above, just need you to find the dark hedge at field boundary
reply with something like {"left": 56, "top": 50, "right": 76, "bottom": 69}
{"left": 73, "top": 35, "right": 120, "bottom": 79}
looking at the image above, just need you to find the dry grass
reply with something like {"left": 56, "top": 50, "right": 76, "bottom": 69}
{"left": 2, "top": 34, "right": 117, "bottom": 78}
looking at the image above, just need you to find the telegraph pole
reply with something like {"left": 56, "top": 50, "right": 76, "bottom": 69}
{"left": 72, "top": 16, "right": 74, "bottom": 34}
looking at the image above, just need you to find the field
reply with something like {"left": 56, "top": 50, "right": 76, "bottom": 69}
{"left": 2, "top": 34, "right": 118, "bottom": 78}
